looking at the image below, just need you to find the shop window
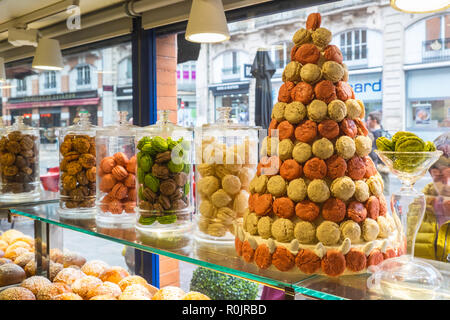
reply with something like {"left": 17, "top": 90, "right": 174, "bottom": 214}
{"left": 339, "top": 29, "right": 367, "bottom": 65}
{"left": 44, "top": 71, "right": 57, "bottom": 89}
{"left": 423, "top": 14, "right": 450, "bottom": 60}
{"left": 76, "top": 65, "right": 91, "bottom": 86}
{"left": 222, "top": 51, "right": 241, "bottom": 80}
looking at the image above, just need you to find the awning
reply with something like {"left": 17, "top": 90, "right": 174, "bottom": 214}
{"left": 5, "top": 97, "right": 101, "bottom": 110}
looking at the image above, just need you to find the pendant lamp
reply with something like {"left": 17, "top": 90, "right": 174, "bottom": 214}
{"left": 391, "top": 0, "right": 450, "bottom": 13}
{"left": 32, "top": 38, "right": 63, "bottom": 70}
{"left": 0, "top": 57, "right": 5, "bottom": 82}
{"left": 185, "top": 0, "right": 230, "bottom": 43}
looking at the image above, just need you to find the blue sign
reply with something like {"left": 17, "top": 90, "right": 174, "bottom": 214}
{"left": 348, "top": 72, "right": 383, "bottom": 101}
{"left": 350, "top": 79, "right": 381, "bottom": 93}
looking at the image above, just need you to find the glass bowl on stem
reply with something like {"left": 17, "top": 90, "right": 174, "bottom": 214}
{"left": 368, "top": 150, "right": 444, "bottom": 299}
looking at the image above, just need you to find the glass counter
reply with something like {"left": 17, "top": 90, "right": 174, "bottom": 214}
{"left": 6, "top": 202, "right": 450, "bottom": 300}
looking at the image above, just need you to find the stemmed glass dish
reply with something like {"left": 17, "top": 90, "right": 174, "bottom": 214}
{"left": 368, "top": 150, "right": 444, "bottom": 299}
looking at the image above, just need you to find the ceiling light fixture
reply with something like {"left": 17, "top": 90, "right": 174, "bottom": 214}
{"left": 185, "top": 0, "right": 230, "bottom": 43}
{"left": 0, "top": 57, "right": 5, "bottom": 82}
{"left": 391, "top": 0, "right": 450, "bottom": 13}
{"left": 32, "top": 38, "right": 63, "bottom": 70}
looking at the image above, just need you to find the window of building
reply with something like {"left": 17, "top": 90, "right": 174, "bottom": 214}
{"left": 44, "top": 72, "right": 57, "bottom": 89}
{"left": 339, "top": 29, "right": 367, "bottom": 62}
{"left": 425, "top": 14, "right": 450, "bottom": 51}
{"left": 76, "top": 65, "right": 91, "bottom": 86}
{"left": 270, "top": 41, "right": 293, "bottom": 71}
{"left": 16, "top": 78, "right": 27, "bottom": 93}
{"left": 118, "top": 57, "right": 132, "bottom": 86}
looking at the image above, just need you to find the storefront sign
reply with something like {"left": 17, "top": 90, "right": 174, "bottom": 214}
{"left": 348, "top": 72, "right": 382, "bottom": 101}
{"left": 209, "top": 82, "right": 249, "bottom": 95}
{"left": 244, "top": 64, "right": 252, "bottom": 78}
{"left": 7, "top": 90, "right": 98, "bottom": 104}
{"left": 116, "top": 86, "right": 133, "bottom": 96}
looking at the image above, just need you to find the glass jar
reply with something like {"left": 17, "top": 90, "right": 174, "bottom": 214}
{"left": 58, "top": 112, "right": 98, "bottom": 216}
{"left": 95, "top": 111, "right": 137, "bottom": 224}
{"left": 135, "top": 110, "right": 194, "bottom": 244}
{"left": 194, "top": 107, "right": 260, "bottom": 243}
{"left": 0, "top": 116, "right": 41, "bottom": 202}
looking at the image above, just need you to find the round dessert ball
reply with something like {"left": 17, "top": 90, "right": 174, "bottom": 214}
{"left": 367, "top": 176, "right": 384, "bottom": 196}
{"left": 355, "top": 135, "right": 372, "bottom": 157}
{"left": 292, "top": 142, "right": 312, "bottom": 164}
{"left": 300, "top": 63, "right": 322, "bottom": 84}
{"left": 294, "top": 221, "right": 316, "bottom": 244}
{"left": 307, "top": 100, "right": 328, "bottom": 122}
{"left": 362, "top": 218, "right": 380, "bottom": 241}
{"left": 295, "top": 200, "right": 320, "bottom": 221}
{"left": 335, "top": 136, "right": 356, "bottom": 160}
{"left": 316, "top": 221, "right": 340, "bottom": 245}
{"left": 322, "top": 61, "right": 344, "bottom": 83}
{"left": 267, "top": 175, "right": 287, "bottom": 197}
{"left": 326, "top": 154, "right": 347, "bottom": 179}
{"left": 354, "top": 180, "right": 370, "bottom": 202}
{"left": 272, "top": 102, "right": 286, "bottom": 122}
{"left": 327, "top": 100, "right": 347, "bottom": 122}
{"left": 345, "top": 99, "right": 362, "bottom": 119}
{"left": 318, "top": 119, "right": 339, "bottom": 140}
{"left": 321, "top": 250, "right": 346, "bottom": 277}
{"left": 339, "top": 220, "right": 362, "bottom": 243}
{"left": 287, "top": 178, "right": 307, "bottom": 202}
{"left": 322, "top": 198, "right": 346, "bottom": 223}
{"left": 303, "top": 157, "right": 327, "bottom": 180}
{"left": 278, "top": 139, "right": 294, "bottom": 161}
{"left": 312, "top": 137, "right": 334, "bottom": 160}
{"left": 330, "top": 176, "right": 355, "bottom": 201}
{"left": 222, "top": 174, "right": 241, "bottom": 195}
{"left": 347, "top": 201, "right": 368, "bottom": 223}
{"left": 284, "top": 101, "right": 307, "bottom": 124}
{"left": 257, "top": 216, "right": 273, "bottom": 239}
{"left": 271, "top": 218, "right": 295, "bottom": 243}
{"left": 307, "top": 179, "right": 330, "bottom": 203}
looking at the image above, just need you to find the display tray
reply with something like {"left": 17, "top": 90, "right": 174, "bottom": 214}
{"left": 7, "top": 202, "right": 450, "bottom": 300}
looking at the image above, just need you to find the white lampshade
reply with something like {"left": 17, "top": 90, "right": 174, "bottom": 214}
{"left": 391, "top": 0, "right": 450, "bottom": 13}
{"left": 185, "top": 0, "right": 230, "bottom": 43}
{"left": 0, "top": 57, "right": 5, "bottom": 82}
{"left": 32, "top": 38, "right": 63, "bottom": 70}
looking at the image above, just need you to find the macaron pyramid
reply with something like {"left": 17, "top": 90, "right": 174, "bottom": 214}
{"left": 234, "top": 13, "right": 403, "bottom": 277}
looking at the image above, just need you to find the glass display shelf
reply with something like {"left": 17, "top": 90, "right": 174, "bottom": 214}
{"left": 0, "top": 190, "right": 59, "bottom": 209}
{"left": 6, "top": 202, "right": 450, "bottom": 300}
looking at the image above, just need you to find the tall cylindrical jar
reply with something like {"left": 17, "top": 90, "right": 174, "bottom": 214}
{"left": 194, "top": 107, "right": 260, "bottom": 243}
{"left": 0, "top": 116, "right": 40, "bottom": 202}
{"left": 58, "top": 112, "right": 98, "bottom": 216}
{"left": 135, "top": 110, "right": 193, "bottom": 246}
{"left": 95, "top": 111, "right": 137, "bottom": 225}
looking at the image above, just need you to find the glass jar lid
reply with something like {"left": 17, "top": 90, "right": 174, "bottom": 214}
{"left": 62, "top": 111, "right": 98, "bottom": 136}
{"left": 202, "top": 107, "right": 261, "bottom": 131}
{"left": 96, "top": 111, "right": 137, "bottom": 136}
{"left": 140, "top": 110, "right": 193, "bottom": 138}
{"left": 9, "top": 116, "right": 38, "bottom": 135}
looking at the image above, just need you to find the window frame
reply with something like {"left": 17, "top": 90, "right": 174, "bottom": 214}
{"left": 338, "top": 28, "right": 368, "bottom": 68}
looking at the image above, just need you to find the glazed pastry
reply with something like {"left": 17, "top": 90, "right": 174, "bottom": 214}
{"left": 323, "top": 45, "right": 343, "bottom": 64}
{"left": 322, "top": 198, "right": 346, "bottom": 223}
{"left": 318, "top": 120, "right": 339, "bottom": 140}
{"left": 291, "top": 82, "right": 314, "bottom": 105}
{"left": 326, "top": 155, "right": 347, "bottom": 179}
{"left": 295, "top": 200, "right": 319, "bottom": 221}
{"left": 294, "top": 43, "right": 320, "bottom": 65}
{"left": 314, "top": 80, "right": 337, "bottom": 104}
{"left": 294, "top": 120, "right": 317, "bottom": 144}
{"left": 303, "top": 157, "right": 327, "bottom": 180}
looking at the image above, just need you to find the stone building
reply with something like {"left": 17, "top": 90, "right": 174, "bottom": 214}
{"left": 191, "top": 0, "right": 449, "bottom": 141}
